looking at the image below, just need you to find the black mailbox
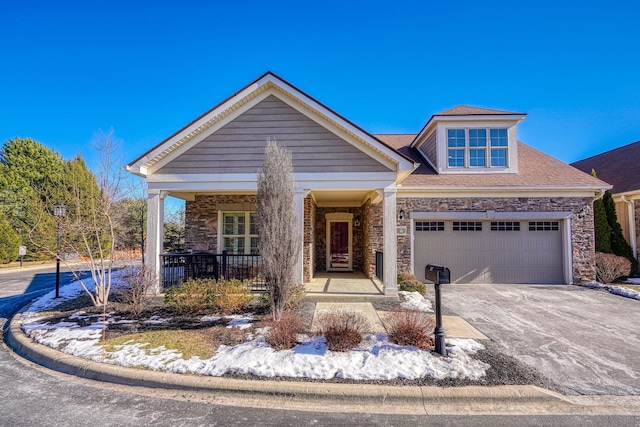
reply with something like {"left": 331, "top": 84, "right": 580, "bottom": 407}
{"left": 425, "top": 264, "right": 451, "bottom": 285}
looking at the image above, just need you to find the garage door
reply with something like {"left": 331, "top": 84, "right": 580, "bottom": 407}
{"left": 414, "top": 220, "right": 563, "bottom": 284}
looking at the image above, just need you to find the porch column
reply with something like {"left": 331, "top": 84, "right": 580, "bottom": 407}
{"left": 293, "top": 189, "right": 306, "bottom": 284}
{"left": 147, "top": 189, "right": 166, "bottom": 294}
{"left": 383, "top": 187, "right": 398, "bottom": 295}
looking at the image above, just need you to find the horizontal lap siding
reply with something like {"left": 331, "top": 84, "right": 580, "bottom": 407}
{"left": 157, "top": 95, "right": 391, "bottom": 174}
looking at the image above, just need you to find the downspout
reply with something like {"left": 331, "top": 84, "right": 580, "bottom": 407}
{"left": 593, "top": 189, "right": 605, "bottom": 202}
{"left": 621, "top": 194, "right": 637, "bottom": 258}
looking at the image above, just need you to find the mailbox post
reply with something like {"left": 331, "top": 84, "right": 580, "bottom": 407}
{"left": 425, "top": 264, "right": 450, "bottom": 356}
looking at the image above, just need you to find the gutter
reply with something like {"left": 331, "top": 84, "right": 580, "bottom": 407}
{"left": 593, "top": 189, "right": 606, "bottom": 201}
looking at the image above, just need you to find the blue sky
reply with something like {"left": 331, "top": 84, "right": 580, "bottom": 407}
{"left": 2, "top": 0, "right": 639, "bottom": 173}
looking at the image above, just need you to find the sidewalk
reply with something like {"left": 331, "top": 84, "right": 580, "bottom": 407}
{"left": 5, "top": 311, "right": 640, "bottom": 416}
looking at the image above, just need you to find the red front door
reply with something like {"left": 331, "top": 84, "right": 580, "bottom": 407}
{"left": 329, "top": 221, "right": 350, "bottom": 270}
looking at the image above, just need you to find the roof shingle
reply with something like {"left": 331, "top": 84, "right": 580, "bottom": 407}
{"left": 570, "top": 141, "right": 640, "bottom": 194}
{"left": 374, "top": 134, "right": 608, "bottom": 189}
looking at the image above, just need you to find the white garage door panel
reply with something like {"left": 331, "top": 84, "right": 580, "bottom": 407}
{"left": 414, "top": 222, "right": 563, "bottom": 284}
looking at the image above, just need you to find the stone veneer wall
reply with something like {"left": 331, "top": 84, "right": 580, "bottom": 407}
{"left": 362, "top": 199, "right": 384, "bottom": 278}
{"left": 315, "top": 207, "right": 364, "bottom": 272}
{"left": 184, "top": 195, "right": 257, "bottom": 251}
{"left": 303, "top": 197, "right": 316, "bottom": 282}
{"left": 396, "top": 197, "right": 596, "bottom": 282}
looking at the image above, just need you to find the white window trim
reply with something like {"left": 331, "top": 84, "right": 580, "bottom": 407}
{"left": 446, "top": 127, "right": 509, "bottom": 169}
{"left": 217, "top": 211, "right": 257, "bottom": 255}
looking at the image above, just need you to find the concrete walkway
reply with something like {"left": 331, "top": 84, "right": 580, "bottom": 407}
{"left": 441, "top": 284, "right": 640, "bottom": 396}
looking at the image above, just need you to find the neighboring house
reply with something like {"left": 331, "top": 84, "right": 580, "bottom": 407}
{"left": 127, "top": 72, "right": 609, "bottom": 294}
{"left": 571, "top": 141, "right": 640, "bottom": 260}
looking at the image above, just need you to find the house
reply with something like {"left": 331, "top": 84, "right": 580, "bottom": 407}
{"left": 571, "top": 141, "right": 640, "bottom": 261}
{"left": 126, "top": 72, "right": 609, "bottom": 294}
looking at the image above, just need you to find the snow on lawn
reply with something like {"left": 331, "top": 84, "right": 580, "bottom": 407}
{"left": 20, "top": 278, "right": 489, "bottom": 382}
{"left": 399, "top": 291, "right": 433, "bottom": 312}
{"left": 582, "top": 281, "right": 640, "bottom": 300}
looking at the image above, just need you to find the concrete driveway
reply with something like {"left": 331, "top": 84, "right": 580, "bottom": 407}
{"left": 440, "top": 284, "right": 640, "bottom": 396}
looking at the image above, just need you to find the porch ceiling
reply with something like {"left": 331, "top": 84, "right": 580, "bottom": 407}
{"left": 311, "top": 189, "right": 373, "bottom": 207}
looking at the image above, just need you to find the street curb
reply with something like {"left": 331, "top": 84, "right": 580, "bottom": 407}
{"left": 5, "top": 312, "right": 639, "bottom": 415}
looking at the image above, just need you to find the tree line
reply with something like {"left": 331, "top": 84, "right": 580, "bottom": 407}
{"left": 0, "top": 134, "right": 184, "bottom": 265}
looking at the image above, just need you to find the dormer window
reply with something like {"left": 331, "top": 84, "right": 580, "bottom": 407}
{"left": 447, "top": 128, "right": 509, "bottom": 168}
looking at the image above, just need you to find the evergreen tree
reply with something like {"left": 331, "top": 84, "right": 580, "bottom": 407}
{"left": 602, "top": 190, "right": 638, "bottom": 274}
{"left": 591, "top": 170, "right": 611, "bottom": 253}
{"left": 0, "top": 138, "right": 67, "bottom": 259}
{"left": 593, "top": 197, "right": 611, "bottom": 253}
{"left": 0, "top": 211, "right": 20, "bottom": 263}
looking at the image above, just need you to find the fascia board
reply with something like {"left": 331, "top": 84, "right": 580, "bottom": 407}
{"left": 397, "top": 185, "right": 611, "bottom": 198}
{"left": 613, "top": 189, "right": 640, "bottom": 200}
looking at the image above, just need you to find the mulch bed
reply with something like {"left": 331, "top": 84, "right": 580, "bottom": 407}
{"left": 42, "top": 293, "right": 566, "bottom": 394}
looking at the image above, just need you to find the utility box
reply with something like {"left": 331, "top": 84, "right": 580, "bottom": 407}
{"left": 425, "top": 264, "right": 451, "bottom": 285}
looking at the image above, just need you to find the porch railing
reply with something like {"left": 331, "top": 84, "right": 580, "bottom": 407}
{"left": 375, "top": 250, "right": 383, "bottom": 282}
{"left": 161, "top": 250, "right": 265, "bottom": 291}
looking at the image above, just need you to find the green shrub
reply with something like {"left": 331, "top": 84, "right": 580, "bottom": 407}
{"left": 316, "top": 309, "right": 369, "bottom": 352}
{"left": 164, "top": 278, "right": 252, "bottom": 314}
{"left": 259, "top": 283, "right": 306, "bottom": 312}
{"left": 399, "top": 279, "right": 427, "bottom": 296}
{"left": 165, "top": 278, "right": 212, "bottom": 313}
{"left": 211, "top": 278, "right": 253, "bottom": 314}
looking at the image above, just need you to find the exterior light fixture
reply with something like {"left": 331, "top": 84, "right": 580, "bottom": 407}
{"left": 398, "top": 209, "right": 405, "bottom": 221}
{"left": 53, "top": 203, "right": 66, "bottom": 298}
{"left": 354, "top": 215, "right": 361, "bottom": 226}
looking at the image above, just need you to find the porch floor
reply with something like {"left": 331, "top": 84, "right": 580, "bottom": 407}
{"left": 304, "top": 271, "right": 396, "bottom": 302}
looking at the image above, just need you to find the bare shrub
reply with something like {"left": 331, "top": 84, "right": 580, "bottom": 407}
{"left": 114, "top": 265, "right": 156, "bottom": 317}
{"left": 257, "top": 140, "right": 301, "bottom": 321}
{"left": 207, "top": 325, "right": 248, "bottom": 352}
{"left": 266, "top": 312, "right": 304, "bottom": 350}
{"left": 596, "top": 252, "right": 632, "bottom": 283}
{"left": 385, "top": 309, "right": 435, "bottom": 349}
{"left": 316, "top": 310, "right": 369, "bottom": 352}
{"left": 397, "top": 271, "right": 416, "bottom": 283}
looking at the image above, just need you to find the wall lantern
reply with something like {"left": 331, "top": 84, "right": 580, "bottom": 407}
{"left": 354, "top": 216, "right": 361, "bottom": 227}
{"left": 398, "top": 209, "right": 405, "bottom": 221}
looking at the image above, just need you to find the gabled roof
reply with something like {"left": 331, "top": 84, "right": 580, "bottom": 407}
{"left": 570, "top": 140, "right": 640, "bottom": 194}
{"left": 376, "top": 134, "right": 610, "bottom": 191}
{"left": 410, "top": 105, "right": 526, "bottom": 149}
{"left": 435, "top": 105, "right": 526, "bottom": 116}
{"left": 127, "top": 72, "right": 416, "bottom": 176}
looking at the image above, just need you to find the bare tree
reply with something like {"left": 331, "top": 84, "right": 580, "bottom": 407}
{"left": 257, "top": 139, "right": 301, "bottom": 321}
{"left": 27, "top": 129, "right": 124, "bottom": 307}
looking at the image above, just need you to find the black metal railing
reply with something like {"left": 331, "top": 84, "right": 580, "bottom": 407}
{"left": 161, "top": 250, "right": 265, "bottom": 291}
{"left": 375, "top": 250, "right": 383, "bottom": 282}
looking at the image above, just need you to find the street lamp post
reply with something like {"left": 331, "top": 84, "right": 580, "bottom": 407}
{"left": 53, "top": 203, "right": 66, "bottom": 298}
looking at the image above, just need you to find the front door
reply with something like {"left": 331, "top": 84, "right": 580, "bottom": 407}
{"left": 328, "top": 220, "right": 352, "bottom": 271}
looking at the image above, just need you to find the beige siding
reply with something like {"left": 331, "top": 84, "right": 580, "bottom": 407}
{"left": 156, "top": 95, "right": 391, "bottom": 174}
{"left": 615, "top": 201, "right": 631, "bottom": 244}
{"left": 418, "top": 129, "right": 437, "bottom": 166}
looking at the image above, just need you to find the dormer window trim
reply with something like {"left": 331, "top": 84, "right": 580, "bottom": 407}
{"left": 446, "top": 127, "right": 510, "bottom": 169}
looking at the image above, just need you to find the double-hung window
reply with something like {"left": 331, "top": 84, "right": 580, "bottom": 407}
{"left": 447, "top": 128, "right": 508, "bottom": 168}
{"left": 222, "top": 212, "right": 258, "bottom": 254}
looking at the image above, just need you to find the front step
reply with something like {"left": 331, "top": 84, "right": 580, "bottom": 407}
{"left": 304, "top": 293, "right": 399, "bottom": 303}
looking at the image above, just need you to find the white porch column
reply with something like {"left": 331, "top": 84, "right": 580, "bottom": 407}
{"left": 147, "top": 189, "right": 166, "bottom": 294}
{"left": 293, "top": 189, "right": 305, "bottom": 285}
{"left": 383, "top": 187, "right": 398, "bottom": 295}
